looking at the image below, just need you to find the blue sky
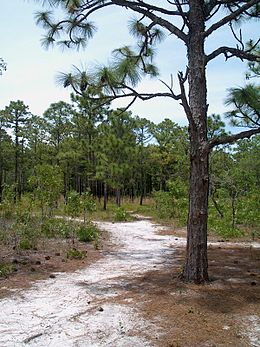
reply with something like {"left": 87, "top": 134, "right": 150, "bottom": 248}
{"left": 0, "top": 1, "right": 259, "bottom": 126}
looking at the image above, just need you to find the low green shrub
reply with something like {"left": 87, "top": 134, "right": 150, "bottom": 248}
{"left": 19, "top": 238, "right": 34, "bottom": 250}
{"left": 153, "top": 190, "right": 173, "bottom": 219}
{"left": 77, "top": 222, "right": 99, "bottom": 242}
{"left": 41, "top": 218, "right": 71, "bottom": 238}
{"left": 0, "top": 263, "right": 16, "bottom": 278}
{"left": 210, "top": 222, "right": 244, "bottom": 238}
{"left": 66, "top": 248, "right": 86, "bottom": 260}
{"left": 114, "top": 207, "right": 128, "bottom": 222}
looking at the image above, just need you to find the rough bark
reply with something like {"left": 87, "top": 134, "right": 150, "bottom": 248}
{"left": 182, "top": 0, "right": 209, "bottom": 283}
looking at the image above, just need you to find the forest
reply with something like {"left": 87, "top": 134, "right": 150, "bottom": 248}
{"left": 0, "top": 1, "right": 260, "bottom": 346}
{"left": 0, "top": 95, "right": 259, "bottom": 246}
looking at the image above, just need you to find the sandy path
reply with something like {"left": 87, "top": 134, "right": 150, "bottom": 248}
{"left": 0, "top": 219, "right": 186, "bottom": 347}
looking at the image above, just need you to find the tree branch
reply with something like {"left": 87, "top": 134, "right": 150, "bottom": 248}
{"left": 208, "top": 127, "right": 260, "bottom": 149}
{"left": 112, "top": 0, "right": 188, "bottom": 42}
{"left": 204, "top": 0, "right": 260, "bottom": 38}
{"left": 177, "top": 70, "right": 194, "bottom": 126}
{"left": 113, "top": 0, "right": 187, "bottom": 16}
{"left": 206, "top": 46, "right": 259, "bottom": 64}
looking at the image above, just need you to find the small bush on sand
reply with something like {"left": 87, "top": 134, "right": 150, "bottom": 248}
{"left": 77, "top": 222, "right": 99, "bottom": 243}
{"left": 114, "top": 207, "right": 128, "bottom": 222}
{"left": 66, "top": 248, "right": 86, "bottom": 260}
{"left": 0, "top": 263, "right": 16, "bottom": 278}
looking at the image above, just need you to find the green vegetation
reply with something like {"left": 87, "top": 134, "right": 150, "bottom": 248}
{"left": 0, "top": 96, "right": 258, "bottom": 244}
{"left": 66, "top": 248, "right": 86, "bottom": 260}
{"left": 0, "top": 134, "right": 259, "bottom": 260}
{"left": 113, "top": 207, "right": 129, "bottom": 222}
{"left": 0, "top": 263, "right": 15, "bottom": 278}
{"left": 77, "top": 222, "right": 99, "bottom": 243}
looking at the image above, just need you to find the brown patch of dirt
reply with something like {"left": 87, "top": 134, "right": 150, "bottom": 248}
{"left": 157, "top": 224, "right": 260, "bottom": 244}
{"left": 112, "top": 244, "right": 260, "bottom": 347}
{"left": 0, "top": 232, "right": 110, "bottom": 298}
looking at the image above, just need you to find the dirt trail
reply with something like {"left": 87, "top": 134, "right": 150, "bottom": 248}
{"left": 0, "top": 218, "right": 259, "bottom": 347}
{"left": 0, "top": 219, "right": 185, "bottom": 346}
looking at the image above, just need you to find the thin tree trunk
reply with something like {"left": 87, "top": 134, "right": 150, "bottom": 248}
{"left": 140, "top": 192, "right": 143, "bottom": 206}
{"left": 211, "top": 194, "right": 224, "bottom": 219}
{"left": 98, "top": 181, "right": 102, "bottom": 203}
{"left": 0, "top": 165, "right": 3, "bottom": 203}
{"left": 103, "top": 182, "right": 107, "bottom": 211}
{"left": 14, "top": 120, "right": 19, "bottom": 203}
{"left": 116, "top": 188, "right": 121, "bottom": 207}
{"left": 139, "top": 167, "right": 144, "bottom": 206}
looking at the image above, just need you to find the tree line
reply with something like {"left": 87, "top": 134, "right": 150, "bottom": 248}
{"left": 0, "top": 95, "right": 189, "bottom": 206}
{"left": 0, "top": 95, "right": 259, "bottom": 231}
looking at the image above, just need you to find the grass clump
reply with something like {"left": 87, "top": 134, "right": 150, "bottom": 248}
{"left": 0, "top": 263, "right": 16, "bottom": 278}
{"left": 66, "top": 248, "right": 86, "bottom": 260}
{"left": 18, "top": 239, "right": 34, "bottom": 250}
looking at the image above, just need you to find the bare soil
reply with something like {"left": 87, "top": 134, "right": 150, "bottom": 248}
{"left": 125, "top": 245, "right": 260, "bottom": 346}
{"left": 0, "top": 220, "right": 259, "bottom": 347}
{"left": 0, "top": 236, "right": 108, "bottom": 298}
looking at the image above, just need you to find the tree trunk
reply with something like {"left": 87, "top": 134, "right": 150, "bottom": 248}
{"left": 183, "top": 143, "right": 209, "bottom": 283}
{"left": 14, "top": 118, "right": 19, "bottom": 203}
{"left": 103, "top": 181, "right": 107, "bottom": 211}
{"left": 140, "top": 192, "right": 143, "bottom": 206}
{"left": 0, "top": 165, "right": 3, "bottom": 203}
{"left": 182, "top": 0, "right": 209, "bottom": 283}
{"left": 116, "top": 188, "right": 121, "bottom": 207}
{"left": 139, "top": 166, "right": 144, "bottom": 206}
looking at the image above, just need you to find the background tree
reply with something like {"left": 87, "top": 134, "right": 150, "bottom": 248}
{"left": 134, "top": 116, "right": 153, "bottom": 205}
{"left": 209, "top": 135, "right": 260, "bottom": 237}
{"left": 0, "top": 121, "right": 13, "bottom": 201}
{"left": 25, "top": 115, "right": 49, "bottom": 168}
{"left": 151, "top": 119, "right": 189, "bottom": 190}
{"left": 43, "top": 101, "right": 73, "bottom": 161}
{"left": 96, "top": 109, "right": 137, "bottom": 207}
{"left": 29, "top": 164, "right": 63, "bottom": 218}
{"left": 35, "top": 0, "right": 260, "bottom": 283}
{"left": 70, "top": 91, "right": 108, "bottom": 194}
{"left": 1, "top": 100, "right": 32, "bottom": 201}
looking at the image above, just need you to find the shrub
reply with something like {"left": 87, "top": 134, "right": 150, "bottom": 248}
{"left": 41, "top": 218, "right": 71, "bottom": 238}
{"left": 208, "top": 202, "right": 245, "bottom": 238}
{"left": 0, "top": 263, "right": 16, "bottom": 278}
{"left": 153, "top": 179, "right": 188, "bottom": 223}
{"left": 114, "top": 207, "right": 128, "bottom": 222}
{"left": 65, "top": 191, "right": 81, "bottom": 218}
{"left": 210, "top": 221, "right": 244, "bottom": 238}
{"left": 19, "top": 238, "right": 34, "bottom": 250}
{"left": 66, "top": 248, "right": 86, "bottom": 260}
{"left": 153, "top": 190, "right": 173, "bottom": 219}
{"left": 77, "top": 222, "right": 99, "bottom": 243}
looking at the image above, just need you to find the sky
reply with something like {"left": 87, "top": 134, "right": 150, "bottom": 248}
{"left": 0, "top": 1, "right": 259, "bottom": 126}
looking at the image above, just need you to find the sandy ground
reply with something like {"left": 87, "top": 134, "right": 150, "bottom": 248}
{"left": 0, "top": 217, "right": 259, "bottom": 346}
